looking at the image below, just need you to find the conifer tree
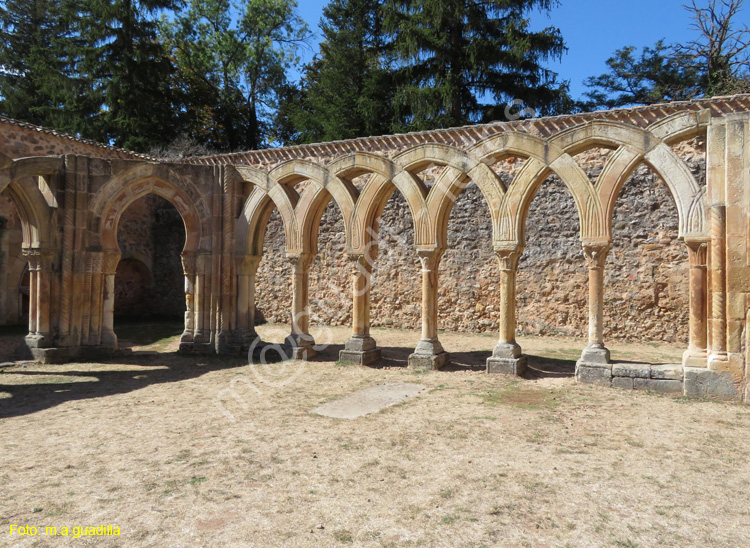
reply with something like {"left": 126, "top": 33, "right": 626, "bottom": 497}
{"left": 385, "top": 0, "right": 568, "bottom": 130}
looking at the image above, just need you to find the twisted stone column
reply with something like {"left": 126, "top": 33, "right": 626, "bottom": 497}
{"left": 340, "top": 253, "right": 381, "bottom": 365}
{"left": 408, "top": 248, "right": 449, "bottom": 370}
{"left": 683, "top": 238, "right": 709, "bottom": 367}
{"left": 285, "top": 253, "right": 316, "bottom": 360}
{"left": 487, "top": 246, "right": 526, "bottom": 375}
{"left": 708, "top": 205, "right": 728, "bottom": 368}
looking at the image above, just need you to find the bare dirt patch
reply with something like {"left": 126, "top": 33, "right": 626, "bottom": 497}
{"left": 1, "top": 324, "right": 749, "bottom": 547}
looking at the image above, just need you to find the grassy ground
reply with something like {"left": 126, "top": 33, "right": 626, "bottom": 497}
{"left": 1, "top": 324, "right": 749, "bottom": 547}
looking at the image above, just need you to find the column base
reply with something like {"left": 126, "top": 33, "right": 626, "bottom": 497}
{"left": 283, "top": 334, "right": 316, "bottom": 361}
{"left": 24, "top": 333, "right": 52, "bottom": 349}
{"left": 408, "top": 351, "right": 449, "bottom": 371}
{"left": 682, "top": 349, "right": 708, "bottom": 368}
{"left": 487, "top": 356, "right": 527, "bottom": 376}
{"left": 340, "top": 349, "right": 382, "bottom": 365}
{"left": 408, "top": 338, "right": 449, "bottom": 370}
{"left": 579, "top": 345, "right": 610, "bottom": 365}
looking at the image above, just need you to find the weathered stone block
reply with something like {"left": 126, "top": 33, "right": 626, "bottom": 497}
{"left": 684, "top": 367, "right": 739, "bottom": 399}
{"left": 486, "top": 356, "right": 527, "bottom": 376}
{"left": 576, "top": 362, "right": 612, "bottom": 386}
{"left": 612, "top": 363, "right": 650, "bottom": 378}
{"left": 612, "top": 377, "right": 634, "bottom": 390}
{"left": 633, "top": 378, "right": 683, "bottom": 393}
{"left": 650, "top": 364, "right": 683, "bottom": 380}
{"left": 408, "top": 352, "right": 449, "bottom": 371}
{"left": 339, "top": 348, "right": 382, "bottom": 366}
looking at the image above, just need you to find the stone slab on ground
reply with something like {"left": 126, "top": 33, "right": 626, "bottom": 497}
{"left": 312, "top": 383, "right": 427, "bottom": 420}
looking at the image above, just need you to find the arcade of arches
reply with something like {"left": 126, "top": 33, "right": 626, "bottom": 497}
{"left": 1, "top": 95, "right": 749, "bottom": 401}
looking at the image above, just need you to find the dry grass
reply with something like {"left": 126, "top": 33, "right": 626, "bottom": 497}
{"left": 1, "top": 323, "right": 749, "bottom": 547}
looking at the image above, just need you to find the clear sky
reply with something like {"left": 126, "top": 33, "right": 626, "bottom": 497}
{"left": 292, "top": 0, "right": 745, "bottom": 100}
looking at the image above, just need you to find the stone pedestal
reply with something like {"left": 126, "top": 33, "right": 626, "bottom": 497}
{"left": 408, "top": 338, "right": 449, "bottom": 370}
{"left": 340, "top": 335, "right": 381, "bottom": 365}
{"left": 487, "top": 342, "right": 527, "bottom": 375}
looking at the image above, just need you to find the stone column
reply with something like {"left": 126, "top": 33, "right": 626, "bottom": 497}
{"left": 576, "top": 243, "right": 612, "bottom": 385}
{"left": 708, "top": 205, "right": 729, "bottom": 367}
{"left": 180, "top": 252, "right": 197, "bottom": 347}
{"left": 235, "top": 255, "right": 262, "bottom": 348}
{"left": 100, "top": 251, "right": 120, "bottom": 349}
{"left": 683, "top": 238, "right": 709, "bottom": 367}
{"left": 408, "top": 248, "right": 449, "bottom": 370}
{"left": 340, "top": 252, "right": 381, "bottom": 365}
{"left": 284, "top": 253, "right": 316, "bottom": 360}
{"left": 487, "top": 246, "right": 527, "bottom": 375}
{"left": 193, "top": 252, "right": 211, "bottom": 345}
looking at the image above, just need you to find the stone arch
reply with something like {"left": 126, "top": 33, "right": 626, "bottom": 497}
{"left": 395, "top": 143, "right": 506, "bottom": 250}
{"left": 649, "top": 110, "right": 710, "bottom": 144}
{"left": 235, "top": 165, "right": 299, "bottom": 255}
{"left": 94, "top": 170, "right": 205, "bottom": 253}
{"left": 595, "top": 144, "right": 706, "bottom": 239}
{"left": 269, "top": 159, "right": 357, "bottom": 255}
{"left": 4, "top": 180, "right": 51, "bottom": 249}
{"left": 342, "top": 152, "right": 426, "bottom": 254}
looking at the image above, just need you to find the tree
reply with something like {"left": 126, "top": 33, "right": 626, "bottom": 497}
{"left": 585, "top": 0, "right": 750, "bottom": 108}
{"left": 678, "top": 0, "right": 750, "bottom": 95}
{"left": 583, "top": 41, "right": 704, "bottom": 109}
{"left": 75, "top": 0, "right": 181, "bottom": 151}
{"left": 166, "top": 0, "right": 309, "bottom": 151}
{"left": 384, "top": 0, "right": 568, "bottom": 131}
{"left": 0, "top": 0, "right": 91, "bottom": 132}
{"left": 275, "top": 0, "right": 396, "bottom": 144}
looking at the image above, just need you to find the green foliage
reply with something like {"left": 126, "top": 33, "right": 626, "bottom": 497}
{"left": 75, "top": 0, "right": 182, "bottom": 151}
{"left": 165, "top": 0, "right": 309, "bottom": 151}
{"left": 583, "top": 41, "right": 704, "bottom": 109}
{"left": 0, "top": 0, "right": 92, "bottom": 133}
{"left": 384, "top": 0, "right": 569, "bottom": 130}
{"left": 584, "top": 1, "right": 750, "bottom": 108}
{"left": 275, "top": 0, "right": 395, "bottom": 144}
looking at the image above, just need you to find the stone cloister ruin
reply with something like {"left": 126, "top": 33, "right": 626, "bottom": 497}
{"left": 1, "top": 95, "right": 750, "bottom": 401}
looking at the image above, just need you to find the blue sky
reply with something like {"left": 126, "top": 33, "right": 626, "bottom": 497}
{"left": 292, "top": 0, "right": 737, "bottom": 100}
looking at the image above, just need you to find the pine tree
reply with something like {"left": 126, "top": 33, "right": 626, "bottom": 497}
{"left": 0, "top": 0, "right": 89, "bottom": 132}
{"left": 276, "top": 0, "right": 395, "bottom": 144}
{"left": 76, "top": 0, "right": 181, "bottom": 151}
{"left": 385, "top": 0, "right": 567, "bottom": 130}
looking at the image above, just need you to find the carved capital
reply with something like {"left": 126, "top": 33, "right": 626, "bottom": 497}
{"left": 417, "top": 248, "right": 445, "bottom": 272}
{"left": 87, "top": 252, "right": 103, "bottom": 274}
{"left": 102, "top": 250, "right": 121, "bottom": 275}
{"left": 181, "top": 252, "right": 197, "bottom": 276}
{"left": 287, "top": 252, "right": 316, "bottom": 273}
{"left": 582, "top": 244, "right": 610, "bottom": 270}
{"left": 684, "top": 238, "right": 709, "bottom": 267}
{"left": 23, "top": 248, "right": 55, "bottom": 272}
{"left": 236, "top": 255, "right": 261, "bottom": 275}
{"left": 493, "top": 245, "right": 524, "bottom": 272}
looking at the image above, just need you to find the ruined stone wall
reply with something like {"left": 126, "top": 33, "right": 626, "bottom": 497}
{"left": 256, "top": 138, "right": 705, "bottom": 344}
{"left": 0, "top": 118, "right": 145, "bottom": 160}
{"left": 115, "top": 194, "right": 186, "bottom": 319}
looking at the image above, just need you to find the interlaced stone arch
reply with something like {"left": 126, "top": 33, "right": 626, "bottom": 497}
{"left": 3, "top": 95, "right": 748, "bottom": 401}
